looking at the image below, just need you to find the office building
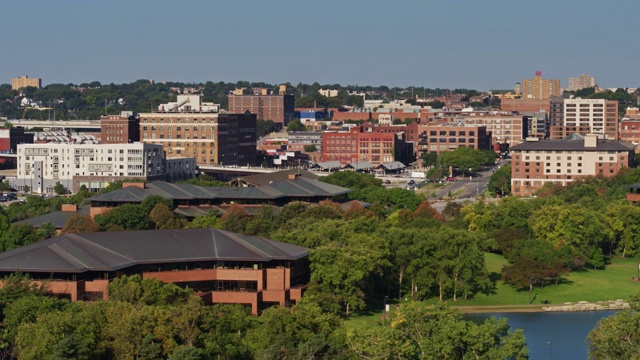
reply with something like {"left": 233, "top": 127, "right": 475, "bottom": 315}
{"left": 521, "top": 71, "right": 561, "bottom": 99}
{"left": 418, "top": 124, "right": 491, "bottom": 156}
{"left": 139, "top": 112, "right": 257, "bottom": 167}
{"left": 0, "top": 228, "right": 309, "bottom": 314}
{"left": 11, "top": 75, "right": 41, "bottom": 90}
{"left": 563, "top": 98, "right": 619, "bottom": 139}
{"left": 510, "top": 134, "right": 635, "bottom": 196}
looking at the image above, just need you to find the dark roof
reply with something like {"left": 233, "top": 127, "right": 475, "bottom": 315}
{"left": 19, "top": 206, "right": 91, "bottom": 229}
{"left": 0, "top": 229, "right": 308, "bottom": 273}
{"left": 89, "top": 178, "right": 351, "bottom": 204}
{"left": 378, "top": 161, "right": 406, "bottom": 170}
{"left": 229, "top": 169, "right": 319, "bottom": 187}
{"left": 344, "top": 161, "right": 374, "bottom": 170}
{"left": 511, "top": 138, "right": 636, "bottom": 152}
{"left": 313, "top": 161, "right": 343, "bottom": 170}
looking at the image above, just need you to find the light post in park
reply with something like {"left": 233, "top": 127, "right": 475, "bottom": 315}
{"left": 384, "top": 296, "right": 389, "bottom": 313}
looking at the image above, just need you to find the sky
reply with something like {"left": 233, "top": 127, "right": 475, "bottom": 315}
{"left": 2, "top": 0, "right": 639, "bottom": 90}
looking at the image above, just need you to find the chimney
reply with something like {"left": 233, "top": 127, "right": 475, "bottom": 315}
{"left": 61, "top": 204, "right": 78, "bottom": 212}
{"left": 584, "top": 134, "right": 598, "bottom": 148}
{"left": 122, "top": 182, "right": 145, "bottom": 189}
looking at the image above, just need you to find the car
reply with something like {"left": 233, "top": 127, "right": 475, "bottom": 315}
{"left": 445, "top": 176, "right": 456, "bottom": 182}
{"left": 408, "top": 180, "right": 415, "bottom": 185}
{"left": 5, "top": 193, "right": 16, "bottom": 200}
{"left": 384, "top": 180, "right": 391, "bottom": 184}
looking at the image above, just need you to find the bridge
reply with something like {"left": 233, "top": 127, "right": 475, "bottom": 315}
{"left": 8, "top": 120, "right": 101, "bottom": 131}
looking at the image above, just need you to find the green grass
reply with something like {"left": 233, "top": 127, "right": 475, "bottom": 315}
{"left": 346, "top": 253, "right": 640, "bottom": 329}
{"left": 459, "top": 253, "right": 640, "bottom": 306}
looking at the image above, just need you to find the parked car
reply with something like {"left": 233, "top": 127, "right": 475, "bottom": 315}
{"left": 408, "top": 180, "right": 416, "bottom": 185}
{"left": 445, "top": 176, "right": 456, "bottom": 182}
{"left": 384, "top": 180, "right": 391, "bottom": 184}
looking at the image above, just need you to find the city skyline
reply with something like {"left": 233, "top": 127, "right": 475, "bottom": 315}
{"left": 2, "top": 0, "right": 638, "bottom": 90}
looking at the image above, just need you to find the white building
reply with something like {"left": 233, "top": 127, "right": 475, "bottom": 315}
{"left": 318, "top": 89, "right": 338, "bottom": 98}
{"left": 13, "top": 142, "right": 195, "bottom": 194}
{"left": 563, "top": 98, "right": 619, "bottom": 139}
{"left": 158, "top": 95, "right": 219, "bottom": 113}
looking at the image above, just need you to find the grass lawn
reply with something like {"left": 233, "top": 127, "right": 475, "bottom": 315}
{"left": 346, "top": 253, "right": 640, "bottom": 329}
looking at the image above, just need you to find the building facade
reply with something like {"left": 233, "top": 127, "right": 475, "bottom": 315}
{"left": 619, "top": 120, "right": 640, "bottom": 151}
{"left": 228, "top": 94, "right": 295, "bottom": 125}
{"left": 139, "top": 112, "right": 257, "bottom": 167}
{"left": 521, "top": 71, "right": 561, "bottom": 99}
{"left": 321, "top": 124, "right": 413, "bottom": 165}
{"left": 501, "top": 98, "right": 551, "bottom": 114}
{"left": 563, "top": 98, "right": 619, "bottom": 139}
{"left": 11, "top": 75, "right": 41, "bottom": 90}
{"left": 510, "top": 134, "right": 635, "bottom": 196}
{"left": 100, "top": 112, "right": 140, "bottom": 144}
{"left": 13, "top": 142, "right": 195, "bottom": 194}
{"left": 418, "top": 124, "right": 491, "bottom": 156}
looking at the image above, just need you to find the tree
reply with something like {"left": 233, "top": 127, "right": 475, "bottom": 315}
{"left": 94, "top": 203, "right": 151, "bottom": 231}
{"left": 348, "top": 302, "right": 528, "bottom": 360}
{"left": 61, "top": 214, "right": 99, "bottom": 234}
{"left": 256, "top": 119, "right": 276, "bottom": 137}
{"left": 422, "top": 152, "right": 438, "bottom": 167}
{"left": 149, "top": 203, "right": 184, "bottom": 229}
{"left": 588, "top": 290, "right": 640, "bottom": 359}
{"left": 304, "top": 144, "right": 317, "bottom": 152}
{"left": 54, "top": 181, "right": 67, "bottom": 195}
{"left": 286, "top": 119, "right": 305, "bottom": 132}
{"left": 219, "top": 205, "right": 249, "bottom": 233}
{"left": 310, "top": 233, "right": 391, "bottom": 316}
{"left": 186, "top": 210, "right": 220, "bottom": 229}
{"left": 320, "top": 171, "right": 382, "bottom": 190}
{"left": 488, "top": 165, "right": 511, "bottom": 195}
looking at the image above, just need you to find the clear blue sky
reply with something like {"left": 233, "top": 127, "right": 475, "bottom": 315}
{"left": 2, "top": 0, "right": 638, "bottom": 90}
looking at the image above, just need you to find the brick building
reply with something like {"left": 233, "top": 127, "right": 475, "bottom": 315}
{"left": 321, "top": 124, "right": 414, "bottom": 165}
{"left": 521, "top": 71, "right": 561, "bottom": 99}
{"left": 228, "top": 94, "right": 295, "bottom": 125}
{"left": 0, "top": 228, "right": 309, "bottom": 314}
{"left": 501, "top": 98, "right": 551, "bottom": 114}
{"left": 139, "top": 112, "right": 257, "bottom": 167}
{"left": 417, "top": 124, "right": 491, "bottom": 156}
{"left": 100, "top": 112, "right": 140, "bottom": 144}
{"left": 11, "top": 75, "right": 41, "bottom": 90}
{"left": 619, "top": 120, "right": 640, "bottom": 150}
{"left": 510, "top": 134, "right": 635, "bottom": 196}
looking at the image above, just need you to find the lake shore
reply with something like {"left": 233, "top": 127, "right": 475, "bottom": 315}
{"left": 455, "top": 300, "right": 629, "bottom": 314}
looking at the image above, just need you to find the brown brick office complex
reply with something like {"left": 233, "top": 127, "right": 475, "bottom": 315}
{"left": 139, "top": 112, "right": 257, "bottom": 166}
{"left": 228, "top": 94, "right": 295, "bottom": 126}
{"left": 0, "top": 229, "right": 309, "bottom": 314}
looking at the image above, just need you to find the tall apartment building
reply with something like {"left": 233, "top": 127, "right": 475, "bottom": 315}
{"left": 510, "top": 134, "right": 635, "bottom": 196}
{"left": 549, "top": 96, "right": 565, "bottom": 127}
{"left": 459, "top": 113, "right": 528, "bottom": 149}
{"left": 563, "top": 98, "right": 619, "bottom": 139}
{"left": 100, "top": 112, "right": 140, "bottom": 144}
{"left": 568, "top": 74, "right": 597, "bottom": 91}
{"left": 521, "top": 71, "right": 561, "bottom": 99}
{"left": 139, "top": 112, "right": 257, "bottom": 167}
{"left": 13, "top": 143, "right": 195, "bottom": 194}
{"left": 11, "top": 75, "right": 42, "bottom": 90}
{"left": 228, "top": 93, "right": 295, "bottom": 125}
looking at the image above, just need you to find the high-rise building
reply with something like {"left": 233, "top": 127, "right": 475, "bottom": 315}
{"left": 568, "top": 74, "right": 597, "bottom": 91}
{"left": 100, "top": 112, "right": 140, "bottom": 144}
{"left": 563, "top": 98, "right": 619, "bottom": 139}
{"left": 11, "top": 75, "right": 42, "bottom": 90}
{"left": 521, "top": 71, "right": 561, "bottom": 99}
{"left": 228, "top": 93, "right": 295, "bottom": 126}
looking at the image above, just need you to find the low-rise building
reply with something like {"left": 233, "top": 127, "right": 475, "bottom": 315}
{"left": 510, "top": 134, "right": 636, "bottom": 196}
{"left": 417, "top": 123, "right": 491, "bottom": 156}
{"left": 0, "top": 228, "right": 309, "bottom": 314}
{"left": 100, "top": 111, "right": 140, "bottom": 144}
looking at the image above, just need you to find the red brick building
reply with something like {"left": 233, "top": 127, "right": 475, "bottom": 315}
{"left": 100, "top": 113, "right": 140, "bottom": 144}
{"left": 228, "top": 94, "right": 295, "bottom": 125}
{"left": 510, "top": 134, "right": 636, "bottom": 196}
{"left": 620, "top": 120, "right": 640, "bottom": 151}
{"left": 417, "top": 124, "right": 491, "bottom": 156}
{"left": 321, "top": 123, "right": 415, "bottom": 165}
{"left": 0, "top": 228, "right": 309, "bottom": 314}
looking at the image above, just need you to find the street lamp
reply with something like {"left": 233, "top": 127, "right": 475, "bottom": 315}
{"left": 384, "top": 296, "right": 389, "bottom": 313}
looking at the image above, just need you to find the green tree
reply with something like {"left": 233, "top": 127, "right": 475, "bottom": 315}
{"left": 94, "top": 203, "right": 151, "bottom": 231}
{"left": 54, "top": 181, "right": 67, "bottom": 195}
{"left": 488, "top": 165, "right": 511, "bottom": 195}
{"left": 219, "top": 204, "right": 249, "bottom": 233}
{"left": 150, "top": 203, "right": 184, "bottom": 229}
{"left": 304, "top": 144, "right": 317, "bottom": 152}
{"left": 422, "top": 152, "right": 438, "bottom": 167}
{"left": 588, "top": 290, "right": 640, "bottom": 359}
{"left": 185, "top": 210, "right": 220, "bottom": 229}
{"left": 320, "top": 171, "right": 382, "bottom": 190}
{"left": 286, "top": 119, "right": 305, "bottom": 132}
{"left": 256, "top": 119, "right": 276, "bottom": 137}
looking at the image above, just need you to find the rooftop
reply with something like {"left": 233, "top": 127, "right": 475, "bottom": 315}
{"left": 0, "top": 228, "right": 308, "bottom": 273}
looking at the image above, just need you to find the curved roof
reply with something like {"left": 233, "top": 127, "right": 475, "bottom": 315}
{"left": 0, "top": 229, "right": 308, "bottom": 273}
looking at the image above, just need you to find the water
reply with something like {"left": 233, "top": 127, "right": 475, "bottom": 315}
{"left": 464, "top": 311, "right": 618, "bottom": 360}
